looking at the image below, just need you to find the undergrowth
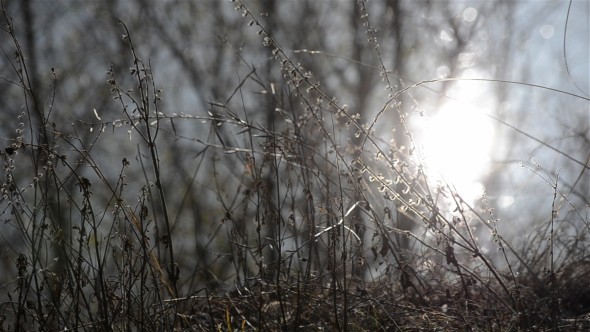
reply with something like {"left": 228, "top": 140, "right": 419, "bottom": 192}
{"left": 0, "top": 1, "right": 588, "bottom": 331}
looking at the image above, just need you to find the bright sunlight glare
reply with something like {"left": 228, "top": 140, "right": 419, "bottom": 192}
{"left": 420, "top": 81, "right": 495, "bottom": 205}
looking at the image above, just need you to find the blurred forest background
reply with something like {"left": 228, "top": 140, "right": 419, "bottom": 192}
{"left": 0, "top": 0, "right": 588, "bottom": 330}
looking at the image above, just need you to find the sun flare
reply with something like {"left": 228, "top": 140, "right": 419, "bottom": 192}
{"left": 420, "top": 82, "right": 495, "bottom": 205}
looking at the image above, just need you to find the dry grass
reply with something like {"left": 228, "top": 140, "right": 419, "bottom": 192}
{"left": 0, "top": 1, "right": 588, "bottom": 331}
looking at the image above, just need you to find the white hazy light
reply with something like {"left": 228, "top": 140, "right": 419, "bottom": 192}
{"left": 498, "top": 195, "right": 515, "bottom": 208}
{"left": 421, "top": 82, "right": 494, "bottom": 204}
{"left": 539, "top": 24, "right": 554, "bottom": 39}
{"left": 463, "top": 7, "right": 478, "bottom": 22}
{"left": 436, "top": 65, "right": 450, "bottom": 78}
{"left": 440, "top": 29, "right": 454, "bottom": 42}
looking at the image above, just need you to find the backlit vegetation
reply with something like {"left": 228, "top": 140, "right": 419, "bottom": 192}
{"left": 0, "top": 1, "right": 588, "bottom": 330}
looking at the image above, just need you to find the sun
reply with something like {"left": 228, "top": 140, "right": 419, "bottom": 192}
{"left": 420, "top": 81, "right": 495, "bottom": 205}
